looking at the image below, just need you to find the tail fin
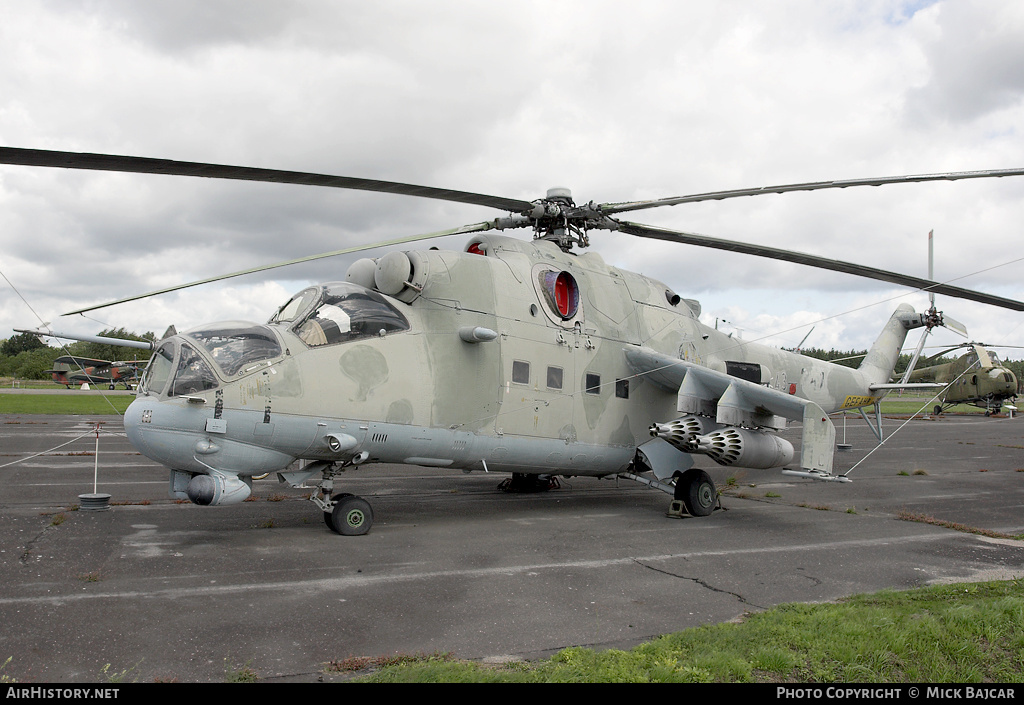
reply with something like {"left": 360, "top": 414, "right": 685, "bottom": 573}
{"left": 858, "top": 304, "right": 926, "bottom": 385}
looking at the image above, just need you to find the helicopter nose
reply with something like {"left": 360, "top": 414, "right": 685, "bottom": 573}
{"left": 124, "top": 396, "right": 149, "bottom": 452}
{"left": 124, "top": 396, "right": 216, "bottom": 474}
{"left": 124, "top": 396, "right": 188, "bottom": 469}
{"left": 124, "top": 395, "right": 299, "bottom": 477}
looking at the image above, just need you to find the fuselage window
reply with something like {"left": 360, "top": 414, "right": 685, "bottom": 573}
{"left": 585, "top": 373, "right": 601, "bottom": 395}
{"left": 615, "top": 378, "right": 629, "bottom": 399}
{"left": 512, "top": 360, "right": 530, "bottom": 385}
{"left": 547, "top": 366, "right": 563, "bottom": 390}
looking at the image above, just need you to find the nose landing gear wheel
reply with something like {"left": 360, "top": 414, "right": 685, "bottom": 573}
{"left": 325, "top": 493, "right": 373, "bottom": 535}
{"left": 674, "top": 469, "right": 717, "bottom": 517}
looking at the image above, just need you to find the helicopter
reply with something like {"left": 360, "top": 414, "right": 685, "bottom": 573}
{"left": 46, "top": 355, "right": 140, "bottom": 389}
{"left": 4, "top": 146, "right": 1024, "bottom": 535}
{"left": 907, "top": 343, "right": 1019, "bottom": 416}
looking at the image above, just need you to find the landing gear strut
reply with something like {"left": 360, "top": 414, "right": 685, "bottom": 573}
{"left": 497, "top": 473, "right": 560, "bottom": 493}
{"left": 308, "top": 463, "right": 374, "bottom": 535}
{"left": 616, "top": 467, "right": 719, "bottom": 517}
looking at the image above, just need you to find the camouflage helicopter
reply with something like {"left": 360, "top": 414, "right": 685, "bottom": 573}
{"left": 46, "top": 355, "right": 140, "bottom": 389}
{"left": 908, "top": 343, "right": 1019, "bottom": 416}
{"left": 4, "top": 147, "right": 1024, "bottom": 536}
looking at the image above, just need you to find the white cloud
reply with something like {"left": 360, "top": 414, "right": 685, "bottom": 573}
{"left": 2, "top": 0, "right": 1023, "bottom": 358}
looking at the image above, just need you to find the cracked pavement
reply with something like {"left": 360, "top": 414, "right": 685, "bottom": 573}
{"left": 1, "top": 412, "right": 1023, "bottom": 682}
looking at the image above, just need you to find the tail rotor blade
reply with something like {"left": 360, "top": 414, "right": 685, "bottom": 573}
{"left": 941, "top": 314, "right": 969, "bottom": 338}
{"left": 928, "top": 229, "right": 935, "bottom": 309}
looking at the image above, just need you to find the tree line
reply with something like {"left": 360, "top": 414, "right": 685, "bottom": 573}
{"left": 797, "top": 346, "right": 1024, "bottom": 390}
{"left": 0, "top": 329, "right": 155, "bottom": 380}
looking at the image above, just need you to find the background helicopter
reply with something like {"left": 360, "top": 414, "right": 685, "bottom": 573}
{"left": 4, "top": 147, "right": 1024, "bottom": 535}
{"left": 45, "top": 355, "right": 140, "bottom": 389}
{"left": 908, "top": 342, "right": 1020, "bottom": 416}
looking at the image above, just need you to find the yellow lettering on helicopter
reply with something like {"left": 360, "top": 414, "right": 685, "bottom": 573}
{"left": 840, "top": 395, "right": 881, "bottom": 410}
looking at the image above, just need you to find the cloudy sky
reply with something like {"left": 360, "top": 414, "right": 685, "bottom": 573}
{"left": 2, "top": 0, "right": 1024, "bottom": 358}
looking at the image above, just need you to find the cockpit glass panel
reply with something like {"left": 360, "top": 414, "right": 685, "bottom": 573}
{"left": 141, "top": 342, "right": 175, "bottom": 396}
{"left": 170, "top": 343, "right": 220, "bottom": 397}
{"left": 185, "top": 323, "right": 282, "bottom": 376}
{"left": 270, "top": 287, "right": 319, "bottom": 325}
{"left": 292, "top": 282, "right": 409, "bottom": 347}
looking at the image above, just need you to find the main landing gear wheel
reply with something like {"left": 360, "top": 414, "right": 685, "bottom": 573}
{"left": 674, "top": 469, "right": 717, "bottom": 517}
{"left": 325, "top": 493, "right": 373, "bottom": 535}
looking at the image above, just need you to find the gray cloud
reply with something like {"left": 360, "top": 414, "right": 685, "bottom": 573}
{"left": 905, "top": 1, "right": 1024, "bottom": 122}
{"left": 2, "top": 1, "right": 1023, "bottom": 352}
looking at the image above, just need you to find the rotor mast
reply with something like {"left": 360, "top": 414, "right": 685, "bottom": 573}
{"left": 490, "top": 187, "right": 621, "bottom": 252}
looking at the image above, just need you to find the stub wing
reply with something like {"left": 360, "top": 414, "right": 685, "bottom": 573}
{"left": 624, "top": 346, "right": 840, "bottom": 480}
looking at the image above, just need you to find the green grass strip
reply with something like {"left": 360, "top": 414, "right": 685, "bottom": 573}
{"left": 355, "top": 580, "right": 1024, "bottom": 683}
{"left": 0, "top": 393, "right": 132, "bottom": 415}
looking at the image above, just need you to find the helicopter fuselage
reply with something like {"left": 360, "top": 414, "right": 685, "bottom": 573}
{"left": 909, "top": 348, "right": 1018, "bottom": 413}
{"left": 124, "top": 234, "right": 918, "bottom": 506}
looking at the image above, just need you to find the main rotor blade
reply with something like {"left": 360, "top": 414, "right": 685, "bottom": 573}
{"left": 922, "top": 343, "right": 1024, "bottom": 351}
{"left": 920, "top": 345, "right": 966, "bottom": 364}
{"left": 0, "top": 147, "right": 535, "bottom": 214}
{"left": 600, "top": 168, "right": 1024, "bottom": 215}
{"left": 64, "top": 221, "right": 495, "bottom": 315}
{"left": 617, "top": 220, "right": 1024, "bottom": 312}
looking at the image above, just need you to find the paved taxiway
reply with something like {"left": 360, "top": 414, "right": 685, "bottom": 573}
{"left": 1, "top": 410, "right": 1023, "bottom": 682}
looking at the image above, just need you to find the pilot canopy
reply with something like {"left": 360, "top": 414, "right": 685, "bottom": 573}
{"left": 270, "top": 281, "right": 409, "bottom": 347}
{"left": 140, "top": 322, "right": 282, "bottom": 397}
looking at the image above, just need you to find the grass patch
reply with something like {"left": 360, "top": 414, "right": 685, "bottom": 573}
{"left": 875, "top": 399, "right": 987, "bottom": 415}
{"left": 897, "top": 510, "right": 1024, "bottom": 540}
{"left": 0, "top": 393, "right": 132, "bottom": 415}
{"left": 224, "top": 660, "right": 259, "bottom": 683}
{"left": 327, "top": 652, "right": 454, "bottom": 674}
{"left": 357, "top": 580, "right": 1024, "bottom": 683}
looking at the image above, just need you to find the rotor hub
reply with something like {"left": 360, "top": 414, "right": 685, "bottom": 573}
{"left": 545, "top": 187, "right": 573, "bottom": 202}
{"left": 518, "top": 187, "right": 620, "bottom": 252}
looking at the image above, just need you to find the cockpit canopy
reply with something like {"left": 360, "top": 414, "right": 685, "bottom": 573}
{"left": 139, "top": 283, "right": 410, "bottom": 398}
{"left": 140, "top": 322, "right": 283, "bottom": 397}
{"left": 270, "top": 281, "right": 409, "bottom": 347}
{"left": 186, "top": 322, "right": 283, "bottom": 376}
